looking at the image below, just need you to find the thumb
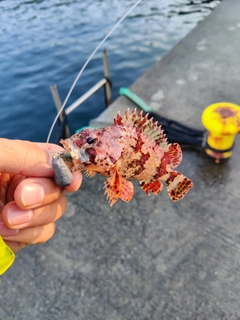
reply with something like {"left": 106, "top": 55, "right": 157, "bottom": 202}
{"left": 0, "top": 138, "right": 62, "bottom": 177}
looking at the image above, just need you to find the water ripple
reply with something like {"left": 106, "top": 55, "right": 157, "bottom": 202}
{"left": 0, "top": 0, "right": 221, "bottom": 142}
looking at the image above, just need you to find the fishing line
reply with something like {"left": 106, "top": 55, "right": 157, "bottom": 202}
{"left": 46, "top": 0, "right": 143, "bottom": 143}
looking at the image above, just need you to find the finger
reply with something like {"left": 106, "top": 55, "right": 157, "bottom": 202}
{"left": 14, "top": 177, "right": 63, "bottom": 209}
{"left": 2, "top": 195, "right": 67, "bottom": 229}
{"left": 4, "top": 240, "right": 27, "bottom": 253}
{"left": 7, "top": 168, "right": 82, "bottom": 206}
{"left": 2, "top": 222, "right": 56, "bottom": 245}
{"left": 64, "top": 170, "right": 83, "bottom": 192}
{"left": 5, "top": 174, "right": 26, "bottom": 203}
{"left": 35, "top": 142, "right": 63, "bottom": 153}
{"left": 0, "top": 138, "right": 62, "bottom": 177}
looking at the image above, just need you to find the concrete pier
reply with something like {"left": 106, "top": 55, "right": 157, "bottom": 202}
{"left": 1, "top": 0, "right": 240, "bottom": 319}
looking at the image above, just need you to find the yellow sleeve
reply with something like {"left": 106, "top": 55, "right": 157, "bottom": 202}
{"left": 0, "top": 236, "right": 15, "bottom": 275}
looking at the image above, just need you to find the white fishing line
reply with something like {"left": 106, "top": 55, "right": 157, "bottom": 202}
{"left": 47, "top": 0, "right": 143, "bottom": 143}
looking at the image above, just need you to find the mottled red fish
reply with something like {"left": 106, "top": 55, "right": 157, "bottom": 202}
{"left": 60, "top": 108, "right": 193, "bottom": 206}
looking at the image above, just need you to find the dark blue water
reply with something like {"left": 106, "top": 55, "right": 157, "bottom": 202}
{"left": 0, "top": 0, "right": 221, "bottom": 143}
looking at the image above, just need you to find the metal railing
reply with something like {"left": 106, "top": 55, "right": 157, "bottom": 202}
{"left": 50, "top": 49, "right": 111, "bottom": 138}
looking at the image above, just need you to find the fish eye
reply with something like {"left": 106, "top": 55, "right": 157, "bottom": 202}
{"left": 86, "top": 137, "right": 95, "bottom": 144}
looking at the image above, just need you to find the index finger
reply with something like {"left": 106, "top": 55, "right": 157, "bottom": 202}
{"left": 0, "top": 139, "right": 62, "bottom": 177}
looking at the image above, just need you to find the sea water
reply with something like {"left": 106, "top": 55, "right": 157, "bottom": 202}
{"left": 0, "top": 0, "right": 221, "bottom": 142}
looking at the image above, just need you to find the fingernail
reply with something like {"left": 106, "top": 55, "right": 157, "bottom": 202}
{"left": 0, "top": 222, "right": 19, "bottom": 236}
{"left": 7, "top": 204, "right": 33, "bottom": 226}
{"left": 21, "top": 182, "right": 45, "bottom": 207}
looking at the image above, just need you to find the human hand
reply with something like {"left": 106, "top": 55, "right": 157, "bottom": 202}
{"left": 0, "top": 138, "right": 82, "bottom": 253}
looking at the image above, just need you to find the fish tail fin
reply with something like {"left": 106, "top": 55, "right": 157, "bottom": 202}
{"left": 166, "top": 171, "right": 193, "bottom": 201}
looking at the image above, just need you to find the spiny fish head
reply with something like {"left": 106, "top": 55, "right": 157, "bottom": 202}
{"left": 61, "top": 126, "right": 123, "bottom": 168}
{"left": 60, "top": 128, "right": 99, "bottom": 164}
{"left": 71, "top": 128, "right": 99, "bottom": 148}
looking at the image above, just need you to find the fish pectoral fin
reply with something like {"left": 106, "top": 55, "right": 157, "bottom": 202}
{"left": 120, "top": 179, "right": 134, "bottom": 203}
{"left": 85, "top": 169, "right": 96, "bottom": 178}
{"left": 103, "top": 166, "right": 122, "bottom": 206}
{"left": 166, "top": 171, "right": 193, "bottom": 202}
{"left": 140, "top": 179, "right": 163, "bottom": 195}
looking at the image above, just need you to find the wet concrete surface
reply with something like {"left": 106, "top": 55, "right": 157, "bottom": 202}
{"left": 1, "top": 0, "right": 240, "bottom": 319}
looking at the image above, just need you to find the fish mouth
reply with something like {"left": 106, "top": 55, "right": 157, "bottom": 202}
{"left": 61, "top": 139, "right": 90, "bottom": 164}
{"left": 79, "top": 149, "right": 90, "bottom": 163}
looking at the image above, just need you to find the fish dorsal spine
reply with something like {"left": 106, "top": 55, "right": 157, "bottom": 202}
{"left": 114, "top": 108, "right": 168, "bottom": 149}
